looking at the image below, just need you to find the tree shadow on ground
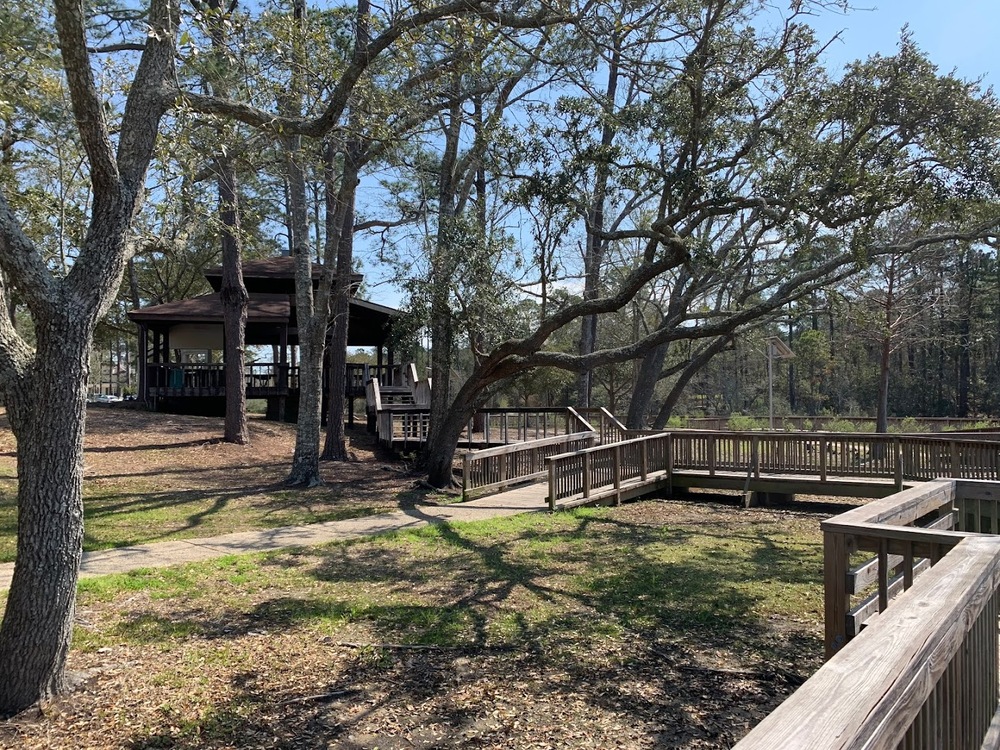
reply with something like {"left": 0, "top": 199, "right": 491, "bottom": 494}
{"left": 105, "top": 506, "right": 823, "bottom": 748}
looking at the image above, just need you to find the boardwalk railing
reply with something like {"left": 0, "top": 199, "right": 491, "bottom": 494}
{"left": 461, "top": 407, "right": 594, "bottom": 448}
{"left": 685, "top": 415, "right": 1000, "bottom": 432}
{"left": 668, "top": 430, "right": 1000, "bottom": 486}
{"left": 575, "top": 407, "right": 631, "bottom": 444}
{"left": 545, "top": 433, "right": 673, "bottom": 511}
{"left": 461, "top": 431, "right": 597, "bottom": 499}
{"left": 821, "top": 480, "right": 966, "bottom": 653}
{"left": 736, "top": 478, "right": 1000, "bottom": 749}
{"left": 735, "top": 532, "right": 1000, "bottom": 749}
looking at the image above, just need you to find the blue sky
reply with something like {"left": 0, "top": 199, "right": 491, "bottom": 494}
{"left": 806, "top": 0, "right": 997, "bottom": 87}
{"left": 358, "top": 2, "right": 999, "bottom": 310}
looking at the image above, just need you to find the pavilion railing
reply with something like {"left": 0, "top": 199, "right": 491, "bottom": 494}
{"left": 145, "top": 362, "right": 299, "bottom": 394}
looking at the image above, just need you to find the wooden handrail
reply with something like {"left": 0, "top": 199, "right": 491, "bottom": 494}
{"left": 574, "top": 407, "right": 630, "bottom": 444}
{"left": 461, "top": 431, "right": 597, "bottom": 500}
{"left": 685, "top": 415, "right": 1000, "bottom": 432}
{"left": 735, "top": 534, "right": 1000, "bottom": 750}
{"left": 665, "top": 430, "right": 1000, "bottom": 486}
{"left": 545, "top": 433, "right": 672, "bottom": 511}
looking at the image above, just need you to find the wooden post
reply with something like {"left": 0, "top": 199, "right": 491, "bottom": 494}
{"left": 614, "top": 445, "right": 622, "bottom": 506}
{"left": 752, "top": 435, "right": 761, "bottom": 479}
{"left": 951, "top": 440, "right": 960, "bottom": 478}
{"left": 708, "top": 435, "right": 716, "bottom": 476}
{"left": 641, "top": 440, "right": 649, "bottom": 481}
{"left": 824, "top": 530, "right": 850, "bottom": 659}
{"left": 462, "top": 452, "right": 470, "bottom": 501}
{"left": 877, "top": 539, "right": 889, "bottom": 613}
{"left": 547, "top": 459, "right": 556, "bottom": 512}
{"left": 583, "top": 452, "right": 592, "bottom": 499}
{"left": 819, "top": 435, "right": 828, "bottom": 482}
{"left": 137, "top": 324, "right": 148, "bottom": 405}
{"left": 894, "top": 437, "right": 903, "bottom": 490}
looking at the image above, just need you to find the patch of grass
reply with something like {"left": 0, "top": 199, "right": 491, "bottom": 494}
{"left": 0, "top": 483, "right": 394, "bottom": 564}
{"left": 75, "top": 502, "right": 824, "bottom": 662}
{"left": 77, "top": 565, "right": 207, "bottom": 602}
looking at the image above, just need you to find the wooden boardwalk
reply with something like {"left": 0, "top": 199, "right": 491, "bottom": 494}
{"left": 464, "top": 427, "right": 1000, "bottom": 510}
{"left": 482, "top": 468, "right": 902, "bottom": 513}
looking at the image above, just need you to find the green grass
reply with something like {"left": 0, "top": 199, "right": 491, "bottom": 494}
{"left": 72, "top": 502, "right": 825, "bottom": 663}
{"left": 0, "top": 480, "right": 387, "bottom": 563}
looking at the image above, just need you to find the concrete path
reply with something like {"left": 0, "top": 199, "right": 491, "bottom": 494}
{"left": 0, "top": 482, "right": 550, "bottom": 592}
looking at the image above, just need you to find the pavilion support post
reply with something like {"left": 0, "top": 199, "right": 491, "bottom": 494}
{"left": 137, "top": 325, "right": 148, "bottom": 406}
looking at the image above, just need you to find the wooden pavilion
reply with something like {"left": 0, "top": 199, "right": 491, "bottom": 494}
{"left": 128, "top": 257, "right": 400, "bottom": 421}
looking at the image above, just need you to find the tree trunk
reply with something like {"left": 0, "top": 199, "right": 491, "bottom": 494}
{"left": 208, "top": 0, "right": 249, "bottom": 445}
{"left": 0, "top": 318, "right": 90, "bottom": 715}
{"left": 876, "top": 334, "right": 891, "bottom": 433}
{"left": 627, "top": 341, "right": 668, "bottom": 428}
{"left": 424, "top": 88, "right": 462, "bottom": 476}
{"left": 322, "top": 142, "right": 361, "bottom": 461}
{"left": 289, "top": 333, "right": 325, "bottom": 485}
{"left": 577, "top": 40, "right": 620, "bottom": 409}
{"left": 652, "top": 335, "right": 733, "bottom": 428}
{"left": 218, "top": 156, "right": 249, "bottom": 445}
{"left": 284, "top": 0, "right": 327, "bottom": 486}
{"left": 424, "top": 379, "right": 486, "bottom": 488}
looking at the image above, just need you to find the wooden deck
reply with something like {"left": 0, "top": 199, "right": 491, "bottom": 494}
{"left": 455, "top": 424, "right": 1000, "bottom": 748}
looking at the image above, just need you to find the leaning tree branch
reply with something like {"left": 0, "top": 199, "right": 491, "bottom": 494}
{"left": 504, "top": 215, "right": 1000, "bottom": 376}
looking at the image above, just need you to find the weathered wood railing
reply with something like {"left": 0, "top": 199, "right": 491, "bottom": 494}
{"left": 821, "top": 480, "right": 966, "bottom": 654}
{"left": 374, "top": 406, "right": 430, "bottom": 449}
{"left": 545, "top": 433, "right": 672, "bottom": 511}
{"left": 575, "top": 407, "right": 631, "bottom": 444}
{"left": 668, "top": 430, "right": 1000, "bottom": 486}
{"left": 735, "top": 529, "right": 1000, "bottom": 749}
{"left": 462, "top": 407, "right": 594, "bottom": 448}
{"left": 686, "top": 415, "right": 1000, "bottom": 432}
{"left": 461, "top": 431, "right": 597, "bottom": 499}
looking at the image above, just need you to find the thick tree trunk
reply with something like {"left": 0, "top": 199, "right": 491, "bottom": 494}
{"left": 289, "top": 336, "right": 325, "bottom": 485}
{"left": 424, "top": 92, "right": 462, "bottom": 474}
{"left": 0, "top": 320, "right": 90, "bottom": 715}
{"left": 218, "top": 157, "right": 249, "bottom": 445}
{"left": 0, "top": 0, "right": 172, "bottom": 716}
{"left": 627, "top": 341, "right": 668, "bottom": 428}
{"left": 323, "top": 144, "right": 361, "bottom": 461}
{"left": 652, "top": 336, "right": 733, "bottom": 429}
{"left": 577, "top": 37, "right": 621, "bottom": 409}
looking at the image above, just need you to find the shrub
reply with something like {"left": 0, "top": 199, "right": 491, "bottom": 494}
{"left": 728, "top": 413, "right": 765, "bottom": 431}
{"left": 889, "top": 416, "right": 928, "bottom": 434}
{"left": 824, "top": 418, "right": 857, "bottom": 433}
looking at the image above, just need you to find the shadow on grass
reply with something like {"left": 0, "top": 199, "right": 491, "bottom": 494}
{"left": 93, "top": 505, "right": 824, "bottom": 749}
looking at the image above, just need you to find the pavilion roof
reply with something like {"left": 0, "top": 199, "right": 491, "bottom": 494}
{"left": 127, "top": 293, "right": 290, "bottom": 323}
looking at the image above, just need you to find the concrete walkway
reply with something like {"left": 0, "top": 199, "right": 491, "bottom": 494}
{"left": 0, "top": 482, "right": 550, "bottom": 592}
